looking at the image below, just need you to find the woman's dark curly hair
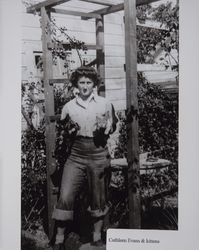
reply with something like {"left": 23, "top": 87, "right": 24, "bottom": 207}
{"left": 70, "top": 66, "right": 100, "bottom": 88}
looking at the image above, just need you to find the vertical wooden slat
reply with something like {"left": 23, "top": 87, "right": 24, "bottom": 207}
{"left": 96, "top": 15, "right": 105, "bottom": 97}
{"left": 96, "top": 15, "right": 108, "bottom": 229}
{"left": 124, "top": 0, "right": 141, "bottom": 228}
{"left": 41, "top": 7, "right": 56, "bottom": 239}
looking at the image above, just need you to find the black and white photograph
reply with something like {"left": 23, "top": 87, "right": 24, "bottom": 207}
{"left": 20, "top": 0, "right": 179, "bottom": 249}
{"left": 2, "top": 1, "right": 199, "bottom": 250}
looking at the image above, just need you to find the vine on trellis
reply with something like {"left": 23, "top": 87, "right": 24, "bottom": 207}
{"left": 21, "top": 0, "right": 179, "bottom": 232}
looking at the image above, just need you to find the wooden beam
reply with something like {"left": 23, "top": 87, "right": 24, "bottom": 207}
{"left": 137, "top": 0, "right": 160, "bottom": 6}
{"left": 50, "top": 7, "right": 101, "bottom": 19}
{"left": 41, "top": 7, "right": 57, "bottom": 240}
{"left": 79, "top": 0, "right": 114, "bottom": 7}
{"left": 96, "top": 15, "right": 105, "bottom": 97}
{"left": 27, "top": 0, "right": 71, "bottom": 13}
{"left": 85, "top": 58, "right": 97, "bottom": 66}
{"left": 124, "top": 0, "right": 141, "bottom": 228}
{"left": 82, "top": 3, "right": 123, "bottom": 20}
{"left": 85, "top": 44, "right": 102, "bottom": 50}
{"left": 82, "top": 0, "right": 161, "bottom": 20}
{"left": 49, "top": 114, "right": 61, "bottom": 122}
{"left": 49, "top": 78, "right": 69, "bottom": 85}
{"left": 48, "top": 42, "right": 102, "bottom": 50}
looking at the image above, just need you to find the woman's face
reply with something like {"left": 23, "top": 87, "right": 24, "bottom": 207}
{"left": 77, "top": 76, "right": 94, "bottom": 99}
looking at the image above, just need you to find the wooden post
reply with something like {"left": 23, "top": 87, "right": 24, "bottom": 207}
{"left": 96, "top": 15, "right": 105, "bottom": 97}
{"left": 41, "top": 7, "right": 57, "bottom": 239}
{"left": 124, "top": 0, "right": 141, "bottom": 228}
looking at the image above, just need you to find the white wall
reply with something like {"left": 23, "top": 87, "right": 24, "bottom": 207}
{"left": 22, "top": 2, "right": 127, "bottom": 110}
{"left": 22, "top": 1, "right": 178, "bottom": 111}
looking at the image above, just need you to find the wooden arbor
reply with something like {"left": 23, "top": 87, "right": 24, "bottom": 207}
{"left": 27, "top": 0, "right": 160, "bottom": 239}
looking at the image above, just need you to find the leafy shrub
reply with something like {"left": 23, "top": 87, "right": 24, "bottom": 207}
{"left": 136, "top": 2, "right": 179, "bottom": 67}
{"left": 111, "top": 73, "right": 178, "bottom": 229}
{"left": 115, "top": 72, "right": 178, "bottom": 166}
{"left": 108, "top": 168, "right": 178, "bottom": 229}
{"left": 21, "top": 83, "right": 74, "bottom": 231}
{"left": 21, "top": 126, "right": 46, "bottom": 231}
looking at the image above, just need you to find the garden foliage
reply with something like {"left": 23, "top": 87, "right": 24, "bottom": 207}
{"left": 137, "top": 2, "right": 179, "bottom": 69}
{"left": 115, "top": 73, "right": 178, "bottom": 165}
{"left": 21, "top": 1, "right": 179, "bottom": 232}
{"left": 21, "top": 73, "right": 178, "bottom": 231}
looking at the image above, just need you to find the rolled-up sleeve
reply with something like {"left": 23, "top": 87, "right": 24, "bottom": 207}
{"left": 61, "top": 104, "right": 69, "bottom": 121}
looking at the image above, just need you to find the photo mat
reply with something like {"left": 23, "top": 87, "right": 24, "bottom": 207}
{"left": 21, "top": 0, "right": 180, "bottom": 249}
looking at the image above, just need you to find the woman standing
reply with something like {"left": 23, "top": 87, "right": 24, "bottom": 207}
{"left": 52, "top": 66, "right": 117, "bottom": 249}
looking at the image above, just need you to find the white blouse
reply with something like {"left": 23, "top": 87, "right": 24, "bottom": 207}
{"left": 61, "top": 93, "right": 117, "bottom": 137}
